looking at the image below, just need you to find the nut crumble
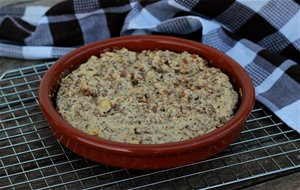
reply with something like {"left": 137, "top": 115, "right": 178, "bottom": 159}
{"left": 56, "top": 48, "right": 238, "bottom": 144}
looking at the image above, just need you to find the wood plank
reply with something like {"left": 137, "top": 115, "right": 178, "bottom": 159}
{"left": 243, "top": 172, "right": 300, "bottom": 190}
{"left": 0, "top": 57, "right": 53, "bottom": 76}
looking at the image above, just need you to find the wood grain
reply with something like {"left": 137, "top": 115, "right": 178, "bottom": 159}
{"left": 244, "top": 172, "right": 300, "bottom": 190}
{"left": 0, "top": 57, "right": 49, "bottom": 76}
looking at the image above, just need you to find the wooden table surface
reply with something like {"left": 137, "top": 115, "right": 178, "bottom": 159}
{"left": 1, "top": 1, "right": 299, "bottom": 190}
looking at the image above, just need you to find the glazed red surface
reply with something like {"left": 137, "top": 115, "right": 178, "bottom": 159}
{"left": 39, "top": 35, "right": 255, "bottom": 169}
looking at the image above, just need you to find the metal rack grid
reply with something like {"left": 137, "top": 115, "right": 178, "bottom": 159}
{"left": 0, "top": 62, "right": 299, "bottom": 190}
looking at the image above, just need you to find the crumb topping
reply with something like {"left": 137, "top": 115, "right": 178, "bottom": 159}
{"left": 56, "top": 48, "right": 238, "bottom": 144}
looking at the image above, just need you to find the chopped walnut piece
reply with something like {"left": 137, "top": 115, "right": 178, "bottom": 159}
{"left": 99, "top": 98, "right": 112, "bottom": 113}
{"left": 88, "top": 128, "right": 99, "bottom": 136}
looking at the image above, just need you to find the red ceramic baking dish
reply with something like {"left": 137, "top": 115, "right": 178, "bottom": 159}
{"left": 39, "top": 35, "right": 255, "bottom": 169}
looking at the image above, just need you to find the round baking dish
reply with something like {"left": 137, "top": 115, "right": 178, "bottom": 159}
{"left": 39, "top": 35, "right": 255, "bottom": 169}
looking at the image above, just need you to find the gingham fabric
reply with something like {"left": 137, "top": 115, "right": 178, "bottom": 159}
{"left": 0, "top": 0, "right": 299, "bottom": 132}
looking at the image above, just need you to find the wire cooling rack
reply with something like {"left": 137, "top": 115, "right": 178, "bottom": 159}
{"left": 1, "top": 63, "right": 300, "bottom": 190}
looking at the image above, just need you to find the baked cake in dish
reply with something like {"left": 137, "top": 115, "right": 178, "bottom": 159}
{"left": 56, "top": 48, "right": 238, "bottom": 144}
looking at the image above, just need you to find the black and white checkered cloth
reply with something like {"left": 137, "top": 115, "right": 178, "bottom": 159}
{"left": 0, "top": 0, "right": 299, "bottom": 132}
